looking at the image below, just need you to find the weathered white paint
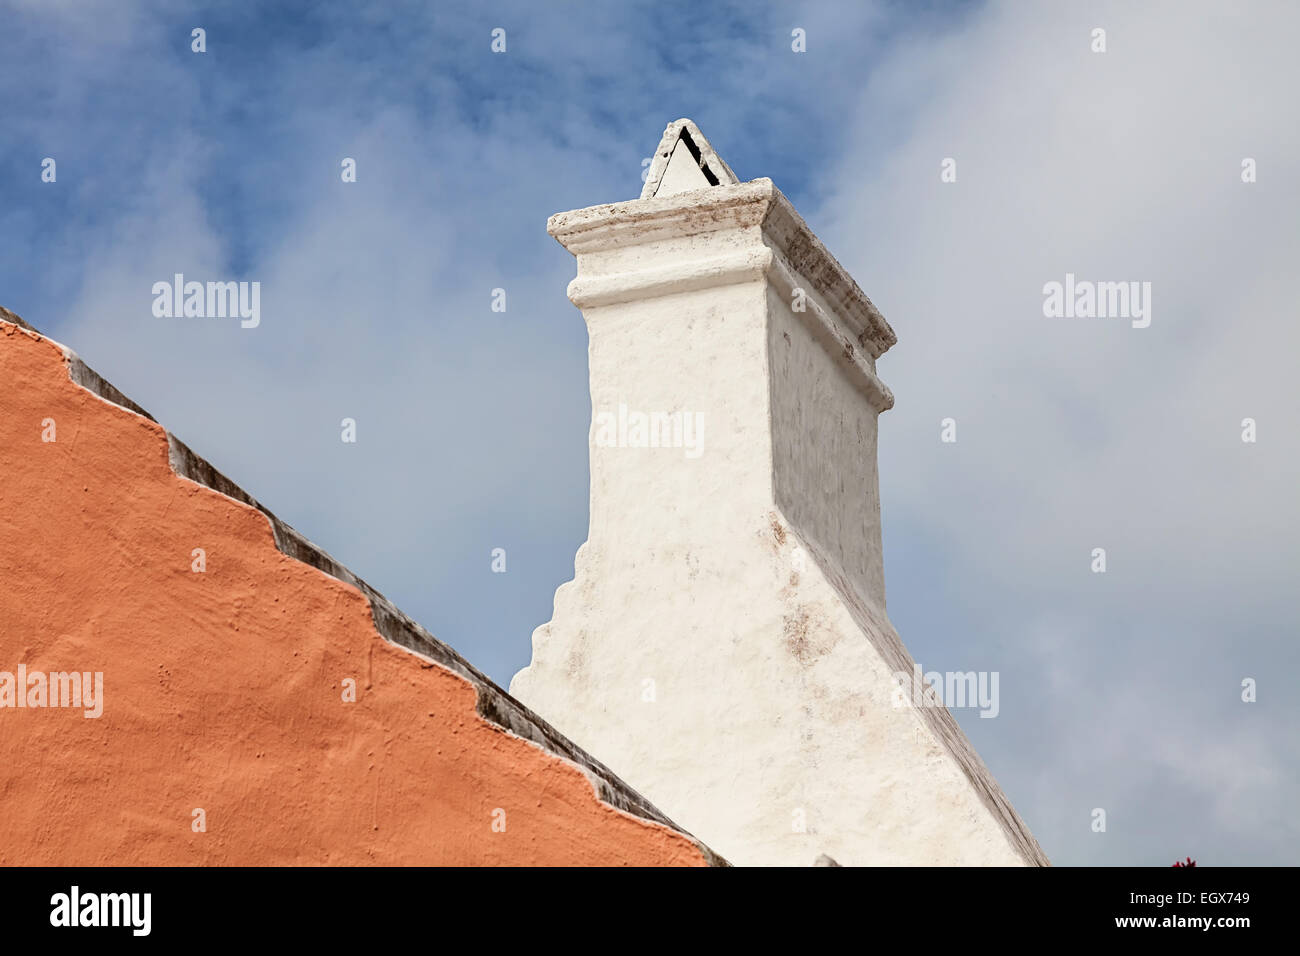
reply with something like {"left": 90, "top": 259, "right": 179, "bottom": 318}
{"left": 640, "top": 118, "right": 739, "bottom": 200}
{"left": 511, "top": 121, "right": 1048, "bottom": 867}
{"left": 653, "top": 136, "right": 712, "bottom": 197}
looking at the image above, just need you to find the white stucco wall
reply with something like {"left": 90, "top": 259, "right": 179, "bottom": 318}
{"left": 768, "top": 282, "right": 887, "bottom": 611}
{"left": 510, "top": 171, "right": 1048, "bottom": 867}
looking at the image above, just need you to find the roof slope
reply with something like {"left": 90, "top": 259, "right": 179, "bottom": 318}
{"left": 0, "top": 306, "right": 724, "bottom": 865}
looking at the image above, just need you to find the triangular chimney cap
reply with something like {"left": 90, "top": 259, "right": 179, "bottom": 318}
{"left": 640, "top": 118, "right": 741, "bottom": 199}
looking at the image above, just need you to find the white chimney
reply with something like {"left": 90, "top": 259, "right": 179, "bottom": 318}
{"left": 511, "top": 119, "right": 1047, "bottom": 866}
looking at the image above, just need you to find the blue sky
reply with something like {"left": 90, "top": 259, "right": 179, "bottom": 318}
{"left": 2, "top": 0, "right": 1297, "bottom": 866}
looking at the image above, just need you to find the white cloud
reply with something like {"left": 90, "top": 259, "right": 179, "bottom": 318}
{"left": 817, "top": 0, "right": 1300, "bottom": 863}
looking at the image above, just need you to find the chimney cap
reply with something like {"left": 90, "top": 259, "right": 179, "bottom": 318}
{"left": 548, "top": 178, "right": 898, "bottom": 361}
{"left": 640, "top": 118, "right": 740, "bottom": 200}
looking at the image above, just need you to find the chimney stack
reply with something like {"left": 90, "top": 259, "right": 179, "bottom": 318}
{"left": 511, "top": 120, "right": 1046, "bottom": 866}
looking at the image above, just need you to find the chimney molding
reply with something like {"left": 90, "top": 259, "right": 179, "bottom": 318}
{"left": 549, "top": 177, "right": 896, "bottom": 412}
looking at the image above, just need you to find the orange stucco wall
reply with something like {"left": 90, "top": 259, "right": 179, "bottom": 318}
{"left": 0, "top": 323, "right": 707, "bottom": 866}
